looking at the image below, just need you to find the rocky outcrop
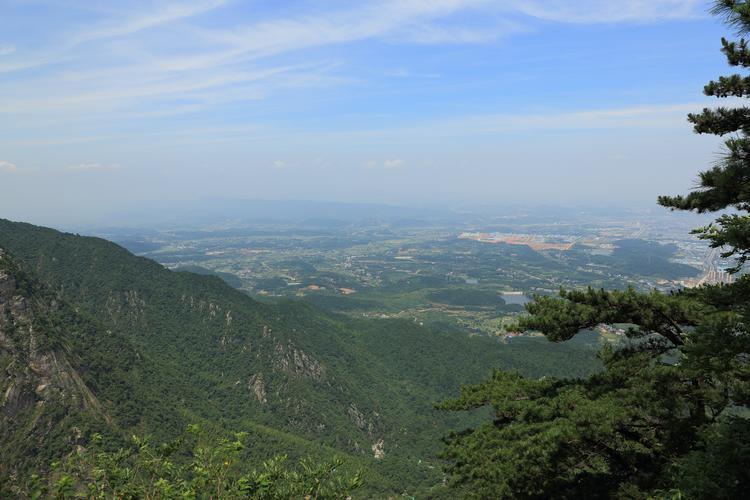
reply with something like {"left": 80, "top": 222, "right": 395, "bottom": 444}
{"left": 180, "top": 294, "right": 230, "bottom": 324}
{"left": 0, "top": 249, "right": 107, "bottom": 423}
{"left": 248, "top": 373, "right": 267, "bottom": 404}
{"left": 104, "top": 289, "right": 146, "bottom": 325}
{"left": 273, "top": 340, "right": 325, "bottom": 382}
{"left": 0, "top": 249, "right": 119, "bottom": 492}
{"left": 348, "top": 403, "right": 368, "bottom": 430}
{"left": 372, "top": 439, "right": 385, "bottom": 459}
{"left": 0, "top": 266, "right": 14, "bottom": 295}
{"left": 347, "top": 403, "right": 378, "bottom": 437}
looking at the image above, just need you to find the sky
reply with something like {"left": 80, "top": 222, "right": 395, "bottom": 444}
{"left": 0, "top": 0, "right": 739, "bottom": 225}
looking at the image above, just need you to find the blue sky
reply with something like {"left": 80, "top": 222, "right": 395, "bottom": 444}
{"left": 0, "top": 0, "right": 738, "bottom": 224}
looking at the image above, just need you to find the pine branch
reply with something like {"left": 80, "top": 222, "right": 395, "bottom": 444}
{"left": 517, "top": 288, "right": 699, "bottom": 347}
{"left": 705, "top": 74, "right": 750, "bottom": 97}
{"left": 688, "top": 107, "right": 750, "bottom": 135}
{"left": 721, "top": 38, "right": 750, "bottom": 67}
{"left": 712, "top": 1, "right": 750, "bottom": 34}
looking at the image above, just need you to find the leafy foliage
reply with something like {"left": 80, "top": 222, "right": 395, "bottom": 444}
{"left": 33, "top": 425, "right": 362, "bottom": 499}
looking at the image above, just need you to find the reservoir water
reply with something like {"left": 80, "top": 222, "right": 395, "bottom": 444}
{"left": 500, "top": 292, "right": 532, "bottom": 305}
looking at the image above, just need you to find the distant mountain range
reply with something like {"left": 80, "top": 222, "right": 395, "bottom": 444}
{"left": 84, "top": 198, "right": 464, "bottom": 229}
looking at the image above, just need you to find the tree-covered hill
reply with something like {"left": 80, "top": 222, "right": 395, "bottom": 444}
{"left": 0, "top": 218, "right": 600, "bottom": 496}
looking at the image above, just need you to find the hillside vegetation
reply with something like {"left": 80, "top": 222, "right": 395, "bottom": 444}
{"left": 0, "top": 218, "right": 599, "bottom": 497}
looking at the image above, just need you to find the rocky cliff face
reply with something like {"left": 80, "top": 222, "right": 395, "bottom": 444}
{"left": 1, "top": 249, "right": 96, "bottom": 409}
{"left": 0, "top": 248, "right": 106, "bottom": 486}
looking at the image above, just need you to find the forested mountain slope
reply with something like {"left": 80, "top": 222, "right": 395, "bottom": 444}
{"left": 0, "top": 248, "right": 165, "bottom": 484}
{"left": 0, "top": 218, "right": 599, "bottom": 495}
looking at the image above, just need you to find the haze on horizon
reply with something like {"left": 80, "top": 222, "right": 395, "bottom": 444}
{"left": 0, "top": 0, "right": 732, "bottom": 226}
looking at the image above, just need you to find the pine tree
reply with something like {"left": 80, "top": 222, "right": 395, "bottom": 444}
{"left": 658, "top": 1, "right": 750, "bottom": 273}
{"left": 440, "top": 2, "right": 750, "bottom": 497}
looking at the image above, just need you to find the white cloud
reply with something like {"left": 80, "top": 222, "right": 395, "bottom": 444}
{"left": 273, "top": 160, "right": 287, "bottom": 169}
{"left": 383, "top": 159, "right": 405, "bottom": 168}
{"left": 0, "top": 44, "right": 15, "bottom": 56}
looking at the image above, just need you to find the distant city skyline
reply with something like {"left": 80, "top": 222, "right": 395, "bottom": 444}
{"left": 0, "top": 1, "right": 733, "bottom": 225}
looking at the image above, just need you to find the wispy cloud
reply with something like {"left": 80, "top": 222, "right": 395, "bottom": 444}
{"left": 387, "top": 21, "right": 522, "bottom": 44}
{"left": 451, "top": 102, "right": 704, "bottom": 132}
{"left": 0, "top": 64, "right": 310, "bottom": 115}
{"left": 290, "top": 102, "right": 713, "bottom": 145}
{"left": 70, "top": 0, "right": 227, "bottom": 46}
{"left": 0, "top": 0, "right": 713, "bottom": 156}
{"left": 0, "top": 0, "right": 723, "bottom": 221}
{"left": 0, "top": 1, "right": 227, "bottom": 73}
{"left": 509, "top": 0, "right": 704, "bottom": 24}
{"left": 0, "top": 0, "right": 513, "bottom": 128}
{"left": 175, "top": 0, "right": 503, "bottom": 73}
{"left": 0, "top": 0, "right": 705, "bottom": 123}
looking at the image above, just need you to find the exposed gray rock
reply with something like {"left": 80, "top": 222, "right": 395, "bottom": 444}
{"left": 372, "top": 439, "right": 385, "bottom": 459}
{"left": 274, "top": 340, "right": 325, "bottom": 382}
{"left": 248, "top": 373, "right": 267, "bottom": 404}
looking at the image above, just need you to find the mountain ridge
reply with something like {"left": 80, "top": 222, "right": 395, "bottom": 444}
{"left": 0, "top": 218, "right": 600, "bottom": 496}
